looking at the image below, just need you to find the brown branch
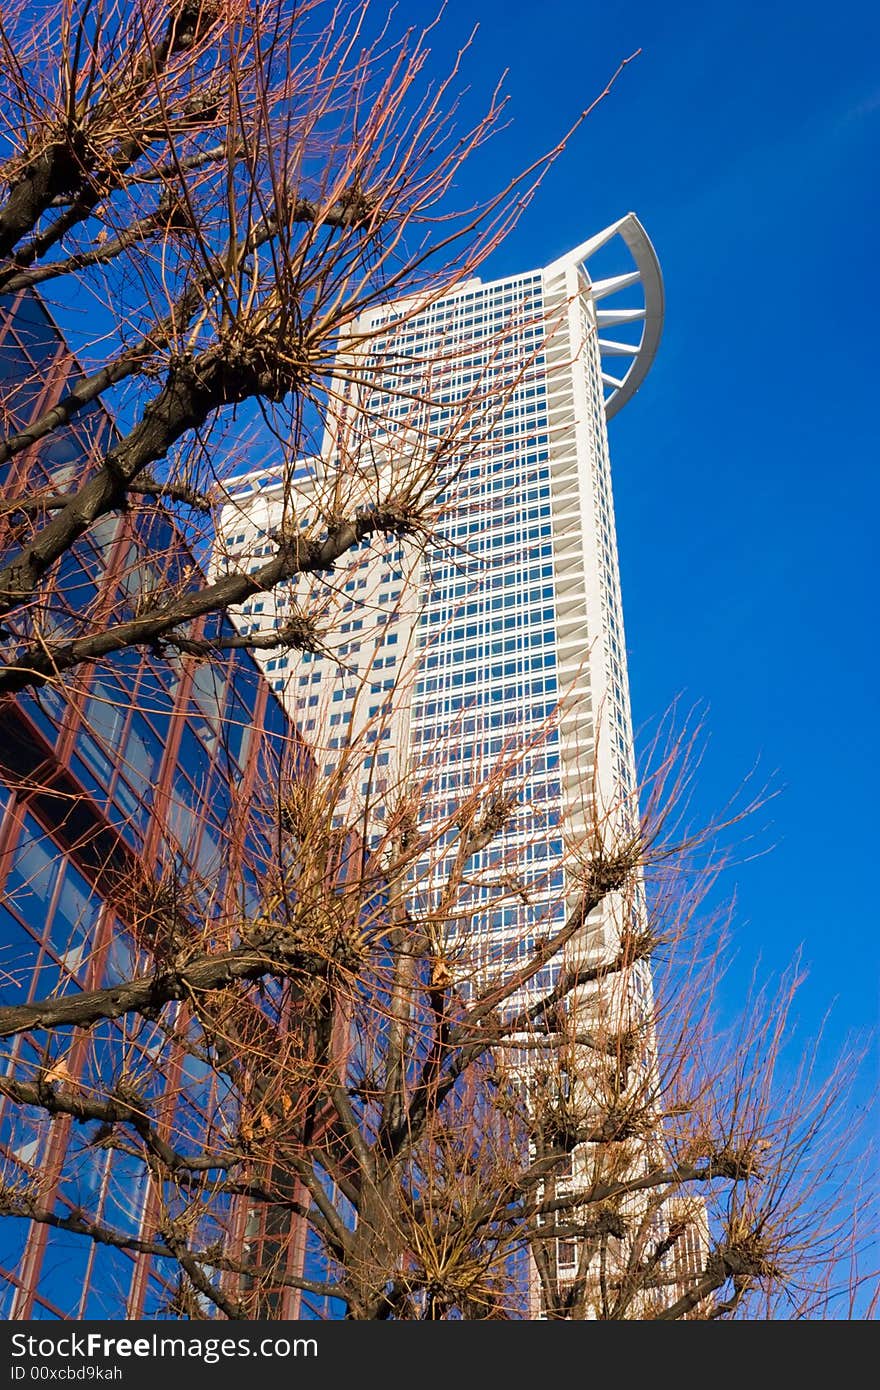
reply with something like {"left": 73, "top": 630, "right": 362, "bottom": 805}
{"left": 0, "top": 1, "right": 230, "bottom": 264}
{"left": 0, "top": 206, "right": 172, "bottom": 295}
{"left": 0, "top": 1188, "right": 342, "bottom": 1304}
{"left": 0, "top": 179, "right": 379, "bottom": 474}
{"left": 0, "top": 1073, "right": 237, "bottom": 1173}
{"left": 0, "top": 504, "right": 421, "bottom": 694}
{"left": 0, "top": 942, "right": 299, "bottom": 1039}
{"left": 161, "top": 1225, "right": 246, "bottom": 1320}
{"left": 2, "top": 477, "right": 215, "bottom": 517}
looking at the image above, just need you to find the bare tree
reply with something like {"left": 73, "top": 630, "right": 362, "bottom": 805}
{"left": 0, "top": 0, "right": 629, "bottom": 702}
{"left": 0, "top": 2, "right": 872, "bottom": 1322}
{"left": 0, "top": 678, "right": 872, "bottom": 1318}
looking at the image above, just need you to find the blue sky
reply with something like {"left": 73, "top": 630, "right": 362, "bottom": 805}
{"left": 25, "top": 0, "right": 877, "bottom": 1287}
{"left": 408, "top": 0, "right": 878, "bottom": 1144}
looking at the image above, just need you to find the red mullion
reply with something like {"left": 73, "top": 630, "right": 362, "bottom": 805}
{"left": 220, "top": 665, "right": 274, "bottom": 917}
{"left": 19, "top": 1289, "right": 67, "bottom": 1321}
{"left": 229, "top": 1172, "right": 311, "bottom": 1319}
{"left": 278, "top": 1178, "right": 311, "bottom": 1317}
{"left": 124, "top": 630, "right": 220, "bottom": 1324}
{"left": 218, "top": 706, "right": 260, "bottom": 925}
{"left": 0, "top": 804, "right": 109, "bottom": 1316}
{"left": 0, "top": 778, "right": 22, "bottom": 869}
{"left": 10, "top": 1111, "right": 75, "bottom": 1316}
{"left": 74, "top": 1144, "right": 137, "bottom": 1318}
{"left": 125, "top": 1028, "right": 187, "bottom": 1319}
{"left": 0, "top": 1264, "right": 28, "bottom": 1316}
{"left": 97, "top": 655, "right": 228, "bottom": 1314}
{"left": 53, "top": 512, "right": 143, "bottom": 775}
{"left": 1, "top": 317, "right": 72, "bottom": 498}
{"left": 139, "top": 656, "right": 191, "bottom": 875}
{"left": 218, "top": 686, "right": 309, "bottom": 1311}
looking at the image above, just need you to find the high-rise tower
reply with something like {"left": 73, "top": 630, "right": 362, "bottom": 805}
{"left": 218, "top": 212, "right": 663, "bottom": 993}
{"left": 216, "top": 215, "right": 676, "bottom": 1314}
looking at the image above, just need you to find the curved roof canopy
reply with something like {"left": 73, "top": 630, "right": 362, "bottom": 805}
{"left": 545, "top": 213, "right": 665, "bottom": 420}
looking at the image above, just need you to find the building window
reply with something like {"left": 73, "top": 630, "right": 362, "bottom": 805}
{"left": 557, "top": 1240, "right": 577, "bottom": 1268}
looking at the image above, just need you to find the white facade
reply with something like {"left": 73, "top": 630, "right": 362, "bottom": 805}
{"left": 212, "top": 457, "right": 420, "bottom": 805}
{"left": 214, "top": 215, "right": 684, "bottom": 1312}
{"left": 216, "top": 211, "right": 663, "bottom": 989}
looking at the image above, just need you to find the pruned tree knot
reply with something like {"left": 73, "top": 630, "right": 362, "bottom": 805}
{"left": 278, "top": 612, "right": 323, "bottom": 654}
{"left": 395, "top": 808, "right": 418, "bottom": 851}
{"left": 584, "top": 1205, "right": 627, "bottom": 1240}
{"left": 278, "top": 783, "right": 316, "bottom": 839}
{"left": 354, "top": 499, "right": 422, "bottom": 541}
{"left": 4, "top": 127, "right": 91, "bottom": 202}
{"left": 712, "top": 1229, "right": 779, "bottom": 1282}
{"left": 155, "top": 185, "right": 195, "bottom": 235}
{"left": 710, "top": 1145, "right": 766, "bottom": 1181}
{"left": 461, "top": 790, "right": 517, "bottom": 854}
{"left": 618, "top": 927, "right": 658, "bottom": 963}
{"left": 331, "top": 182, "right": 377, "bottom": 227}
{"left": 275, "top": 531, "right": 326, "bottom": 573}
{"left": 169, "top": 0, "right": 224, "bottom": 55}
{"left": 212, "top": 334, "right": 304, "bottom": 405}
{"left": 111, "top": 1078, "right": 148, "bottom": 1114}
{"left": 583, "top": 853, "right": 630, "bottom": 901}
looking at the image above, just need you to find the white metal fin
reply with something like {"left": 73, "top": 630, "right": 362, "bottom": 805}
{"left": 590, "top": 270, "right": 642, "bottom": 300}
{"left": 597, "top": 339, "right": 640, "bottom": 356}
{"left": 596, "top": 307, "right": 646, "bottom": 327}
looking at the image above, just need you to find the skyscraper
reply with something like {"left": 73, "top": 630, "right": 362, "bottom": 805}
{"left": 219, "top": 211, "right": 662, "bottom": 994}
{"left": 217, "top": 214, "right": 677, "bottom": 1314}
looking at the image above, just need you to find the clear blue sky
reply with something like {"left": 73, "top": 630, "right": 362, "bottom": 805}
{"left": 410, "top": 0, "right": 878, "bottom": 1127}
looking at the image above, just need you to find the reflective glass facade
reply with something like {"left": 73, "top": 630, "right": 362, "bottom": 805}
{"left": 0, "top": 292, "right": 303, "bottom": 1318}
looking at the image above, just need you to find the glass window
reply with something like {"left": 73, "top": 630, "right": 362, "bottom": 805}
{"left": 80, "top": 1246, "right": 134, "bottom": 1319}
{"left": 219, "top": 692, "right": 253, "bottom": 769}
{"left": 0, "top": 343, "right": 44, "bottom": 420}
{"left": 176, "top": 722, "right": 211, "bottom": 795}
{"left": 31, "top": 426, "right": 84, "bottom": 483}
{"left": 32, "top": 1229, "right": 92, "bottom": 1318}
{"left": 117, "top": 712, "right": 163, "bottom": 822}
{"left": 74, "top": 730, "right": 115, "bottom": 789}
{"left": 6, "top": 294, "right": 57, "bottom": 360}
{"left": 0, "top": 902, "right": 40, "bottom": 1006}
{"left": 2, "top": 818, "right": 59, "bottom": 920}
{"left": 101, "top": 925, "right": 138, "bottom": 987}
{"left": 42, "top": 551, "right": 99, "bottom": 638}
{"left": 190, "top": 660, "right": 227, "bottom": 729}
{"left": 166, "top": 775, "right": 199, "bottom": 854}
{"left": 17, "top": 685, "right": 67, "bottom": 748}
{"left": 1, "top": 1102, "right": 52, "bottom": 1179}
{"left": 0, "top": 1218, "right": 30, "bottom": 1304}
{"left": 194, "top": 817, "right": 224, "bottom": 877}
{"left": 135, "top": 662, "right": 174, "bottom": 735}
{"left": 107, "top": 777, "right": 149, "bottom": 845}
{"left": 51, "top": 862, "right": 100, "bottom": 976}
{"left": 84, "top": 681, "right": 128, "bottom": 752}
{"left": 100, "top": 1149, "right": 149, "bottom": 1237}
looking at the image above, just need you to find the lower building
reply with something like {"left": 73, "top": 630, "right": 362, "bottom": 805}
{"left": 0, "top": 291, "right": 304, "bottom": 1318}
